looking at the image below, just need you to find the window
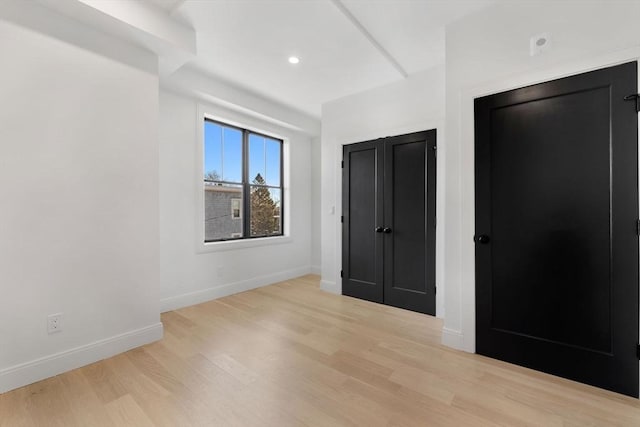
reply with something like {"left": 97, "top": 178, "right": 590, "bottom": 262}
{"left": 204, "top": 119, "right": 283, "bottom": 242}
{"left": 231, "top": 198, "right": 242, "bottom": 219}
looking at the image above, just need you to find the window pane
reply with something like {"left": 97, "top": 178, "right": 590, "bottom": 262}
{"left": 222, "top": 127, "right": 242, "bottom": 183}
{"left": 249, "top": 134, "right": 265, "bottom": 185}
{"left": 250, "top": 186, "right": 281, "bottom": 237}
{"left": 249, "top": 133, "right": 281, "bottom": 186}
{"left": 204, "top": 122, "right": 222, "bottom": 181}
{"left": 265, "top": 138, "right": 281, "bottom": 187}
{"left": 204, "top": 121, "right": 242, "bottom": 183}
{"left": 204, "top": 182, "right": 243, "bottom": 241}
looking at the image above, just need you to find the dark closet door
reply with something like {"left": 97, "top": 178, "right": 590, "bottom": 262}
{"left": 343, "top": 130, "right": 436, "bottom": 315}
{"left": 383, "top": 131, "right": 436, "bottom": 315}
{"left": 475, "top": 62, "right": 639, "bottom": 397}
{"left": 342, "top": 140, "right": 384, "bottom": 303}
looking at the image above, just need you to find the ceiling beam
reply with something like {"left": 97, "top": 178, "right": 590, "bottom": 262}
{"left": 163, "top": 67, "right": 321, "bottom": 137}
{"left": 35, "top": 0, "right": 196, "bottom": 76}
{"left": 329, "top": 0, "right": 408, "bottom": 78}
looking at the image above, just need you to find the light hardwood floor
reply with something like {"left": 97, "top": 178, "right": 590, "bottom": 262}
{"left": 2, "top": 275, "right": 640, "bottom": 426}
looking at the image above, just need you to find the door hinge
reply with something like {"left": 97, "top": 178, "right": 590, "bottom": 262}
{"left": 340, "top": 270, "right": 343, "bottom": 278}
{"left": 636, "top": 220, "right": 640, "bottom": 236}
{"left": 341, "top": 160, "right": 344, "bottom": 168}
{"left": 341, "top": 215, "right": 344, "bottom": 223}
{"left": 624, "top": 94, "right": 640, "bottom": 113}
{"left": 637, "top": 344, "right": 640, "bottom": 359}
{"left": 434, "top": 286, "right": 437, "bottom": 295}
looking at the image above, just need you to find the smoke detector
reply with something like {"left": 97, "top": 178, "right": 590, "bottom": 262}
{"left": 530, "top": 32, "right": 552, "bottom": 56}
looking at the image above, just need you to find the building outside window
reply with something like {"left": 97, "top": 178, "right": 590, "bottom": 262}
{"left": 204, "top": 119, "right": 283, "bottom": 242}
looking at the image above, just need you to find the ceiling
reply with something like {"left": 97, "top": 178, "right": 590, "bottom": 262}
{"left": 150, "top": 0, "right": 495, "bottom": 118}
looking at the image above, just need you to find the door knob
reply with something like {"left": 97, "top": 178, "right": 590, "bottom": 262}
{"left": 475, "top": 235, "right": 490, "bottom": 244}
{"left": 375, "top": 227, "right": 384, "bottom": 233}
{"left": 383, "top": 227, "right": 392, "bottom": 234}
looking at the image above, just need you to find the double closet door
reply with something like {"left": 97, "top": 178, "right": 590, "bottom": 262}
{"left": 342, "top": 130, "right": 436, "bottom": 315}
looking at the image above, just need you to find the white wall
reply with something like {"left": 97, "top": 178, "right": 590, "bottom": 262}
{"left": 443, "top": 0, "right": 640, "bottom": 351}
{"left": 0, "top": 12, "right": 161, "bottom": 392}
{"left": 159, "top": 90, "right": 314, "bottom": 311}
{"left": 311, "top": 136, "right": 321, "bottom": 274}
{"left": 320, "top": 65, "right": 446, "bottom": 316}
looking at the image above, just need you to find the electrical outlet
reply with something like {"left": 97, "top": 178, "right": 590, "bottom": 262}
{"left": 47, "top": 313, "right": 63, "bottom": 334}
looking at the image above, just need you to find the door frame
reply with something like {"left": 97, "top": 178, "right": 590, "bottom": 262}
{"left": 453, "top": 47, "right": 640, "bottom": 394}
{"left": 332, "top": 123, "right": 446, "bottom": 318}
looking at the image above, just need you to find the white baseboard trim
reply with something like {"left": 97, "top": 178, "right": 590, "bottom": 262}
{"left": 320, "top": 280, "right": 340, "bottom": 295}
{"left": 160, "top": 266, "right": 313, "bottom": 313}
{"left": 441, "top": 327, "right": 466, "bottom": 351}
{"left": 310, "top": 265, "right": 321, "bottom": 275}
{"left": 0, "top": 322, "right": 163, "bottom": 394}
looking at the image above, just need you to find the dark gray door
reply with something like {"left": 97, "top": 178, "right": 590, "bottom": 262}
{"left": 342, "top": 140, "right": 384, "bottom": 303}
{"left": 383, "top": 132, "right": 436, "bottom": 314}
{"left": 343, "top": 130, "right": 436, "bottom": 315}
{"left": 475, "top": 61, "right": 639, "bottom": 397}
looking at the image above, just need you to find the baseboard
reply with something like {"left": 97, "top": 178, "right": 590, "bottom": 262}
{"left": 160, "top": 266, "right": 312, "bottom": 313}
{"left": 441, "top": 327, "right": 466, "bottom": 351}
{"left": 320, "top": 280, "right": 340, "bottom": 295}
{"left": 310, "top": 265, "right": 321, "bottom": 275}
{"left": 0, "top": 322, "right": 163, "bottom": 394}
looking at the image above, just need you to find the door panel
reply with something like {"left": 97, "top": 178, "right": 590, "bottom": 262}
{"left": 475, "top": 62, "right": 638, "bottom": 397}
{"left": 491, "top": 87, "right": 611, "bottom": 352}
{"left": 342, "top": 141, "right": 384, "bottom": 303}
{"left": 348, "top": 149, "right": 378, "bottom": 283}
{"left": 383, "top": 131, "right": 436, "bottom": 315}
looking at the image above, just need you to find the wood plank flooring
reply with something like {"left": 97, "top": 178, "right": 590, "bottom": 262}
{"left": 2, "top": 274, "right": 640, "bottom": 426}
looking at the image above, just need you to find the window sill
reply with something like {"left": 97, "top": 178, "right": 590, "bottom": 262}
{"left": 197, "top": 235, "right": 292, "bottom": 253}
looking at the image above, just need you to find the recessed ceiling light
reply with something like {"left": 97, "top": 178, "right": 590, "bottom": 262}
{"left": 288, "top": 56, "right": 300, "bottom": 64}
